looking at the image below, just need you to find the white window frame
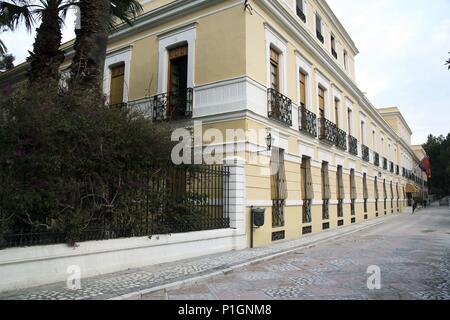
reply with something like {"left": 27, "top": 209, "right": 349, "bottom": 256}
{"left": 157, "top": 24, "right": 197, "bottom": 94}
{"left": 103, "top": 46, "right": 132, "bottom": 104}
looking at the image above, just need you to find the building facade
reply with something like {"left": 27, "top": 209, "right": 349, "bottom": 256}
{"left": 0, "top": 0, "right": 428, "bottom": 248}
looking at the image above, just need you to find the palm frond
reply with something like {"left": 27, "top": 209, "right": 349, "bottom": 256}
{"left": 110, "top": 0, "right": 143, "bottom": 29}
{"left": 0, "top": 38, "right": 6, "bottom": 55}
{"left": 0, "top": 0, "right": 35, "bottom": 32}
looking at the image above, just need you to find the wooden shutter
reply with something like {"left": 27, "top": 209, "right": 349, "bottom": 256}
{"left": 110, "top": 64, "right": 125, "bottom": 105}
{"left": 337, "top": 166, "right": 345, "bottom": 200}
{"left": 363, "top": 173, "right": 368, "bottom": 200}
{"left": 396, "top": 183, "right": 399, "bottom": 199}
{"left": 270, "top": 48, "right": 280, "bottom": 91}
{"left": 383, "top": 179, "right": 387, "bottom": 200}
{"left": 169, "top": 45, "right": 188, "bottom": 60}
{"left": 299, "top": 72, "right": 306, "bottom": 106}
{"left": 390, "top": 181, "right": 394, "bottom": 200}
{"left": 318, "top": 86, "right": 325, "bottom": 117}
{"left": 374, "top": 177, "right": 379, "bottom": 199}
{"left": 350, "top": 169, "right": 357, "bottom": 200}
{"left": 322, "top": 162, "right": 331, "bottom": 200}
{"left": 302, "top": 157, "right": 313, "bottom": 200}
{"left": 271, "top": 148, "right": 287, "bottom": 200}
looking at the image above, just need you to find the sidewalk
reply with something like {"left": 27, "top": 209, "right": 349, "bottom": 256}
{"left": 0, "top": 214, "right": 398, "bottom": 300}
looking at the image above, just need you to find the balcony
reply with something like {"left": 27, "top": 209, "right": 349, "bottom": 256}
{"left": 362, "top": 145, "right": 370, "bottom": 162}
{"left": 374, "top": 152, "right": 380, "bottom": 167}
{"left": 296, "top": 8, "right": 306, "bottom": 23}
{"left": 151, "top": 88, "right": 194, "bottom": 121}
{"left": 383, "top": 157, "right": 388, "bottom": 170}
{"left": 348, "top": 135, "right": 358, "bottom": 156}
{"left": 318, "top": 117, "right": 337, "bottom": 145}
{"left": 332, "top": 48, "right": 338, "bottom": 59}
{"left": 336, "top": 128, "right": 347, "bottom": 151}
{"left": 316, "top": 31, "right": 324, "bottom": 44}
{"left": 267, "top": 88, "right": 293, "bottom": 126}
{"left": 299, "top": 103, "right": 317, "bottom": 137}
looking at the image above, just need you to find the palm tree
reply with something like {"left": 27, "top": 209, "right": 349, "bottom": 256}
{"left": 70, "top": 0, "right": 143, "bottom": 93}
{"left": 0, "top": 52, "right": 14, "bottom": 71}
{"left": 0, "top": 38, "right": 6, "bottom": 55}
{"left": 0, "top": 0, "right": 75, "bottom": 83}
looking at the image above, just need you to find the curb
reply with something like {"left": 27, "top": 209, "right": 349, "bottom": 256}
{"left": 109, "top": 215, "right": 395, "bottom": 300}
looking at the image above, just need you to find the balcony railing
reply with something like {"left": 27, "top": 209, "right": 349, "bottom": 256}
{"left": 348, "top": 135, "right": 358, "bottom": 156}
{"left": 267, "top": 88, "right": 292, "bottom": 126}
{"left": 318, "top": 118, "right": 337, "bottom": 145}
{"left": 152, "top": 88, "right": 194, "bottom": 121}
{"left": 299, "top": 103, "right": 317, "bottom": 137}
{"left": 336, "top": 128, "right": 347, "bottom": 151}
{"left": 383, "top": 157, "right": 388, "bottom": 170}
{"left": 316, "top": 31, "right": 324, "bottom": 43}
{"left": 332, "top": 48, "right": 338, "bottom": 59}
{"left": 374, "top": 152, "right": 380, "bottom": 167}
{"left": 362, "top": 145, "right": 370, "bottom": 162}
{"left": 296, "top": 8, "right": 306, "bottom": 22}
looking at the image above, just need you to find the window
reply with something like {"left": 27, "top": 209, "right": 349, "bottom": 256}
{"left": 350, "top": 169, "right": 356, "bottom": 216}
{"left": 363, "top": 173, "right": 368, "bottom": 213}
{"left": 270, "top": 48, "right": 280, "bottom": 92}
{"left": 331, "top": 34, "right": 337, "bottom": 59}
{"left": 337, "top": 165, "right": 344, "bottom": 218}
{"left": 301, "top": 157, "right": 313, "bottom": 224}
{"left": 109, "top": 63, "right": 125, "bottom": 105}
{"left": 271, "top": 148, "right": 287, "bottom": 227}
{"left": 360, "top": 121, "right": 365, "bottom": 145}
{"left": 296, "top": 0, "right": 306, "bottom": 22}
{"left": 343, "top": 50, "right": 348, "bottom": 70}
{"left": 318, "top": 86, "right": 325, "bottom": 118}
{"left": 334, "top": 98, "right": 339, "bottom": 128}
{"left": 316, "top": 14, "right": 324, "bottom": 43}
{"left": 299, "top": 71, "right": 307, "bottom": 107}
{"left": 347, "top": 109, "right": 352, "bottom": 135}
{"left": 168, "top": 45, "right": 188, "bottom": 93}
{"left": 372, "top": 130, "right": 376, "bottom": 150}
{"left": 374, "top": 176, "right": 379, "bottom": 214}
{"left": 321, "top": 162, "right": 330, "bottom": 220}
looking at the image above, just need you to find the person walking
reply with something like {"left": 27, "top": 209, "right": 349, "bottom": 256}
{"left": 412, "top": 200, "right": 417, "bottom": 214}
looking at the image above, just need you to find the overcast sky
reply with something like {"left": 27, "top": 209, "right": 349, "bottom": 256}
{"left": 1, "top": 0, "right": 449, "bottom": 145}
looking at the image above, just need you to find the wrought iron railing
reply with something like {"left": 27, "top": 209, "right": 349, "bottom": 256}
{"left": 296, "top": 8, "right": 306, "bottom": 22}
{"left": 362, "top": 145, "right": 370, "bottom": 162}
{"left": 152, "top": 88, "right": 194, "bottom": 121}
{"left": 272, "top": 200, "right": 285, "bottom": 227}
{"left": 351, "top": 199, "right": 356, "bottom": 216}
{"left": 348, "top": 135, "right": 358, "bottom": 156}
{"left": 336, "top": 128, "right": 347, "bottom": 151}
{"left": 318, "top": 117, "right": 337, "bottom": 144}
{"left": 303, "top": 199, "right": 312, "bottom": 224}
{"left": 322, "top": 199, "right": 329, "bottom": 220}
{"left": 337, "top": 199, "right": 344, "bottom": 218}
{"left": 0, "top": 164, "right": 230, "bottom": 249}
{"left": 299, "top": 104, "right": 317, "bottom": 137}
{"left": 383, "top": 157, "right": 388, "bottom": 170}
{"left": 374, "top": 152, "right": 380, "bottom": 166}
{"left": 317, "top": 31, "right": 324, "bottom": 43}
{"left": 267, "top": 88, "right": 293, "bottom": 126}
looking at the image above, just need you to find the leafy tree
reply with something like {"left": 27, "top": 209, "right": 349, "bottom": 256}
{"left": 70, "top": 0, "right": 142, "bottom": 94}
{"left": 0, "top": 52, "right": 14, "bottom": 71}
{"left": 0, "top": 0, "right": 74, "bottom": 83}
{"left": 423, "top": 133, "right": 450, "bottom": 196}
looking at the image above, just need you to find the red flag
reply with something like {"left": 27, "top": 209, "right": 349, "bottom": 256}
{"left": 419, "top": 157, "right": 431, "bottom": 179}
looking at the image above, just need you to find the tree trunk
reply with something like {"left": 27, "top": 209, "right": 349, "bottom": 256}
{"left": 70, "top": 0, "right": 111, "bottom": 95}
{"left": 28, "top": 7, "right": 64, "bottom": 84}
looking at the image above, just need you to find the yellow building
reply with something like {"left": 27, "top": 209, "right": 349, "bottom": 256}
{"left": 0, "top": 0, "right": 428, "bottom": 248}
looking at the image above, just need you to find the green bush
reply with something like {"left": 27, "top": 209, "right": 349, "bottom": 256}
{"left": 0, "top": 84, "right": 183, "bottom": 244}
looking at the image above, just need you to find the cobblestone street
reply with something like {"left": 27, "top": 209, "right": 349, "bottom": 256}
{"left": 1, "top": 205, "right": 448, "bottom": 300}
{"left": 144, "top": 205, "right": 450, "bottom": 300}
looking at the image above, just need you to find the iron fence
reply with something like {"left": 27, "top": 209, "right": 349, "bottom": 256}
{"left": 299, "top": 104, "right": 317, "bottom": 137}
{"left": 0, "top": 164, "right": 230, "bottom": 249}
{"left": 267, "top": 88, "right": 293, "bottom": 127}
{"left": 348, "top": 135, "right": 358, "bottom": 156}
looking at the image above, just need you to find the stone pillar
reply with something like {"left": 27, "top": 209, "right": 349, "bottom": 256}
{"left": 224, "top": 157, "right": 247, "bottom": 250}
